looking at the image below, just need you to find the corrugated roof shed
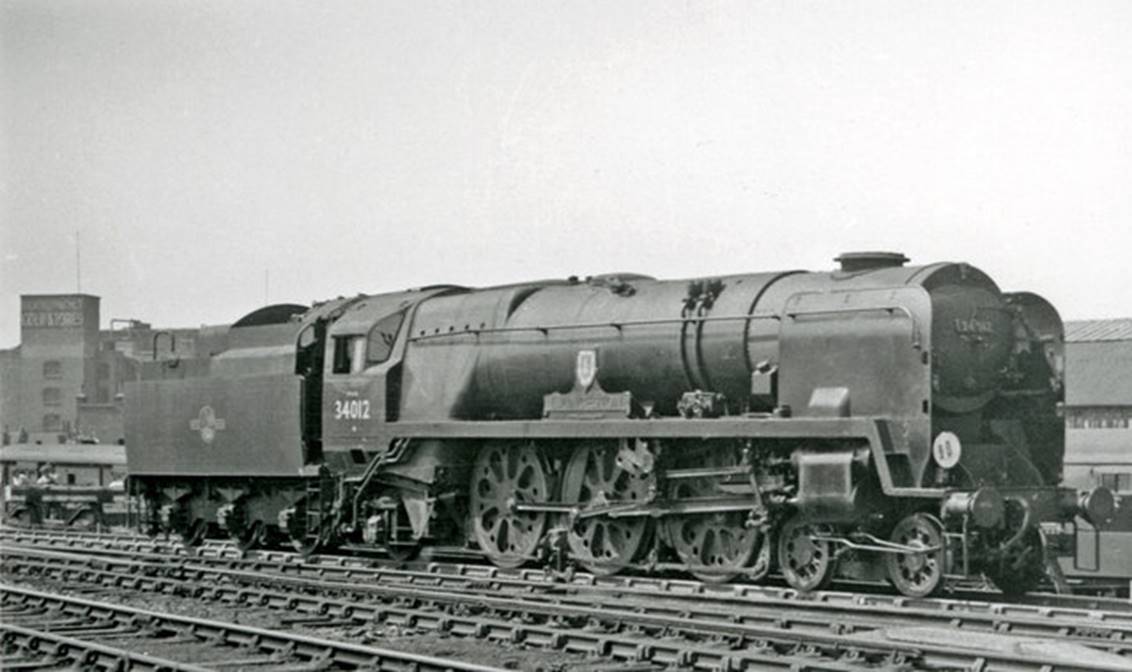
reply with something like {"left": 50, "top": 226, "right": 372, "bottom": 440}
{"left": 1066, "top": 319, "right": 1132, "bottom": 343}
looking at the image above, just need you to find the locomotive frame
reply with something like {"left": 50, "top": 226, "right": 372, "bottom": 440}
{"left": 125, "top": 253, "right": 1112, "bottom": 597}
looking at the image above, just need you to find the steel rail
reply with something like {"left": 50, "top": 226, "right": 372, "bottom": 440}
{"left": 2, "top": 555, "right": 901, "bottom": 671}
{"left": 9, "top": 541, "right": 1132, "bottom": 649}
{"left": 0, "top": 582, "right": 509, "bottom": 672}
{"left": 4, "top": 522, "right": 1127, "bottom": 610}
{"left": 8, "top": 523, "right": 1132, "bottom": 619}
{"left": 6, "top": 524, "right": 1132, "bottom": 626}
{"left": 0, "top": 621, "right": 213, "bottom": 672}
{"left": 0, "top": 525, "right": 200, "bottom": 555}
{"left": 5, "top": 544, "right": 1132, "bottom": 671}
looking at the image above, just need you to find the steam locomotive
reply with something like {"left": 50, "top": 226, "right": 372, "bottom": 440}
{"left": 125, "top": 252, "right": 1112, "bottom": 597}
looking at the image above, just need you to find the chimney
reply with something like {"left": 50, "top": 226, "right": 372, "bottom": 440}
{"left": 834, "top": 251, "right": 909, "bottom": 272}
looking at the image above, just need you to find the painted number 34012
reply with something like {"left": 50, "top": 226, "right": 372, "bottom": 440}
{"left": 334, "top": 399, "right": 371, "bottom": 420}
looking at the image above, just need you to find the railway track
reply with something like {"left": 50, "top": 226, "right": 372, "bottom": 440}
{"left": 0, "top": 582, "right": 507, "bottom": 671}
{"left": 4, "top": 545, "right": 894, "bottom": 671}
{"left": 4, "top": 534, "right": 1131, "bottom": 670}
{"left": 8, "top": 540, "right": 1132, "bottom": 649}
{"left": 6, "top": 525, "right": 1132, "bottom": 615}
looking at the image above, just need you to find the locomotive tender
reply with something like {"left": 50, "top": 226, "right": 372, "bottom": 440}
{"left": 125, "top": 252, "right": 1112, "bottom": 597}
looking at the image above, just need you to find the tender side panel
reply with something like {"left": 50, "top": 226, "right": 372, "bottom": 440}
{"left": 125, "top": 374, "right": 304, "bottom": 476}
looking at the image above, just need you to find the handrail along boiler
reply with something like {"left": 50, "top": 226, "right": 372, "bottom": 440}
{"left": 125, "top": 252, "right": 1112, "bottom": 596}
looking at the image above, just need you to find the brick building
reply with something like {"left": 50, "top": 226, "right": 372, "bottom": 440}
{"left": 0, "top": 294, "right": 222, "bottom": 445}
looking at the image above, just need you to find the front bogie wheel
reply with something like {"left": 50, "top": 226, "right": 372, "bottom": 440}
{"left": 884, "top": 512, "right": 947, "bottom": 598}
{"left": 777, "top": 515, "right": 836, "bottom": 592}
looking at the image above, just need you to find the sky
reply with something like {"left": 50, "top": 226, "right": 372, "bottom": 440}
{"left": 1, "top": 1, "right": 1130, "bottom": 348}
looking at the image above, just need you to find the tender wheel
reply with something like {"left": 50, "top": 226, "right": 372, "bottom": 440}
{"left": 561, "top": 441, "right": 654, "bottom": 576}
{"left": 985, "top": 527, "right": 1047, "bottom": 595}
{"left": 664, "top": 452, "right": 768, "bottom": 583}
{"left": 470, "top": 441, "right": 550, "bottom": 568}
{"left": 884, "top": 513, "right": 947, "bottom": 597}
{"left": 292, "top": 536, "right": 323, "bottom": 556}
{"left": 285, "top": 499, "right": 339, "bottom": 557}
{"left": 233, "top": 520, "right": 267, "bottom": 552}
{"left": 290, "top": 518, "right": 337, "bottom": 557}
{"left": 181, "top": 518, "right": 209, "bottom": 547}
{"left": 777, "top": 515, "right": 835, "bottom": 592}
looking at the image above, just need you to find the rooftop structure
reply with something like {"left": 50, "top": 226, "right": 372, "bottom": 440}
{"left": 0, "top": 293, "right": 229, "bottom": 446}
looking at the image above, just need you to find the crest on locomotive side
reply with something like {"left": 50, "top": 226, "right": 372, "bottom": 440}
{"left": 189, "top": 405, "right": 226, "bottom": 445}
{"left": 576, "top": 349, "right": 598, "bottom": 390}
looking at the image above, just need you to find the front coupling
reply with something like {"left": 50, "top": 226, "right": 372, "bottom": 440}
{"left": 1078, "top": 486, "right": 1116, "bottom": 528}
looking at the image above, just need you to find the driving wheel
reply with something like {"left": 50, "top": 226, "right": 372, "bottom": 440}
{"left": 664, "top": 451, "right": 767, "bottom": 583}
{"left": 561, "top": 441, "right": 654, "bottom": 576}
{"left": 470, "top": 441, "right": 550, "bottom": 568}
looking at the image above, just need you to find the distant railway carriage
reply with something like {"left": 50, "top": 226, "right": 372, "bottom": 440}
{"left": 126, "top": 253, "right": 1112, "bottom": 597}
{"left": 1, "top": 442, "right": 129, "bottom": 528}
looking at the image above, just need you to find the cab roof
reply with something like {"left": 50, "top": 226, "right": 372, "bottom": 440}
{"left": 328, "top": 288, "right": 455, "bottom": 337}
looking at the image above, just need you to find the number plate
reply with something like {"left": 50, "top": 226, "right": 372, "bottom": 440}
{"left": 333, "top": 398, "right": 372, "bottom": 421}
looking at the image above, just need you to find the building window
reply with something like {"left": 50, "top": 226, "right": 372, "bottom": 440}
{"left": 43, "top": 360, "right": 62, "bottom": 379}
{"left": 42, "top": 414, "right": 62, "bottom": 432}
{"left": 42, "top": 387, "right": 62, "bottom": 407}
{"left": 1067, "top": 408, "right": 1132, "bottom": 429}
{"left": 1099, "top": 473, "right": 1132, "bottom": 494}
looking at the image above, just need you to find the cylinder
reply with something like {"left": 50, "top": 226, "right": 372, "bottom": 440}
{"left": 941, "top": 487, "right": 1005, "bottom": 528}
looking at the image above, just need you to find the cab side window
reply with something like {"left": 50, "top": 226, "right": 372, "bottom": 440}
{"left": 332, "top": 336, "right": 354, "bottom": 374}
{"left": 367, "top": 312, "right": 405, "bottom": 365}
{"left": 332, "top": 335, "right": 374, "bottom": 374}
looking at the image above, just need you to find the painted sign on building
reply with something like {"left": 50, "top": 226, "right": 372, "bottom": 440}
{"left": 21, "top": 297, "right": 84, "bottom": 329}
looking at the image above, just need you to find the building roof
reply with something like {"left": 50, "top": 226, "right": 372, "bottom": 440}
{"left": 1066, "top": 319, "right": 1132, "bottom": 343}
{"left": 0, "top": 443, "right": 126, "bottom": 466}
